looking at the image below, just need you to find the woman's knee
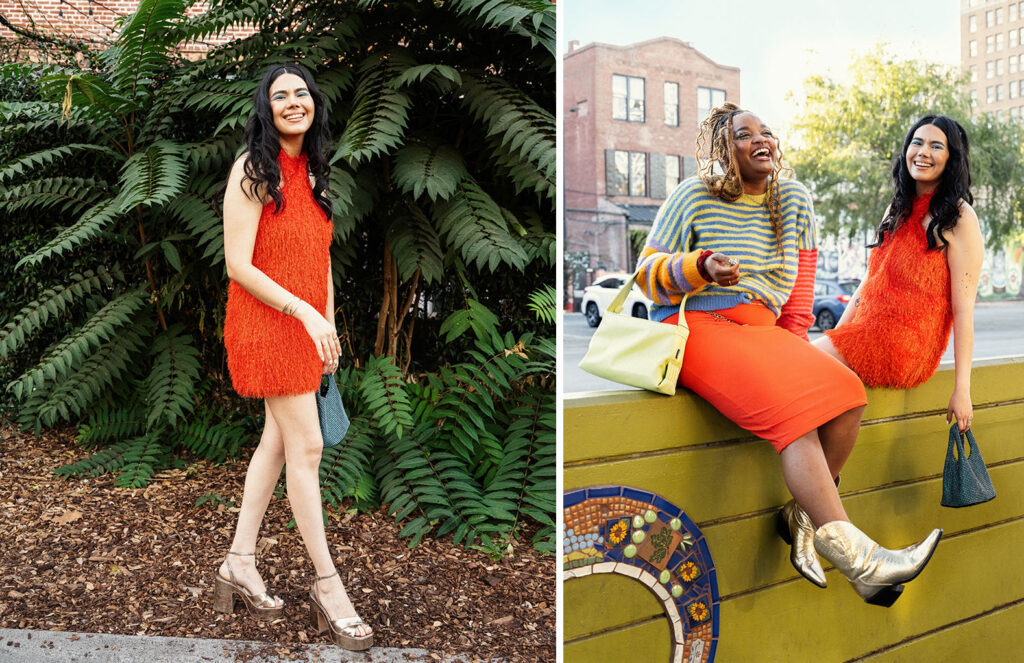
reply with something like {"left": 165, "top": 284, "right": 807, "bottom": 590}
{"left": 283, "top": 433, "right": 323, "bottom": 468}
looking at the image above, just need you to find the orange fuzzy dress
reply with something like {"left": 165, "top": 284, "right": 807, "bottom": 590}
{"left": 223, "top": 150, "right": 332, "bottom": 398}
{"left": 826, "top": 193, "right": 953, "bottom": 388}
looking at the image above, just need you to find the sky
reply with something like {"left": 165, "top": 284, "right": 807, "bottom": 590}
{"left": 560, "top": 0, "right": 962, "bottom": 131}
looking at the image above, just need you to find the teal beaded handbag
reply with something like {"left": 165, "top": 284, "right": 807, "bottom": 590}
{"left": 941, "top": 424, "right": 996, "bottom": 508}
{"left": 315, "top": 374, "right": 350, "bottom": 448}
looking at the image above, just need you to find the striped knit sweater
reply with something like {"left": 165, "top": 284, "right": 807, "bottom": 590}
{"left": 637, "top": 177, "right": 819, "bottom": 339}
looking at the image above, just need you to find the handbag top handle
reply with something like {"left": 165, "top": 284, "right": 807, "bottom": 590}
{"left": 608, "top": 270, "right": 688, "bottom": 328}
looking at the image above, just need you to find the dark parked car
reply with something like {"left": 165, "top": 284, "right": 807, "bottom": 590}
{"left": 812, "top": 279, "right": 859, "bottom": 331}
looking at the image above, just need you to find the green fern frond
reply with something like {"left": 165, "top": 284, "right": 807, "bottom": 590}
{"left": 77, "top": 404, "right": 146, "bottom": 447}
{"left": 7, "top": 290, "right": 148, "bottom": 400}
{"left": 359, "top": 355, "right": 415, "bottom": 439}
{"left": 167, "top": 193, "right": 225, "bottom": 266}
{"left": 526, "top": 284, "right": 556, "bottom": 326}
{"left": 36, "top": 322, "right": 149, "bottom": 427}
{"left": 117, "top": 140, "right": 188, "bottom": 210}
{"left": 108, "top": 0, "right": 187, "bottom": 100}
{"left": 388, "top": 64, "right": 462, "bottom": 93}
{"left": 54, "top": 439, "right": 136, "bottom": 478}
{"left": 0, "top": 266, "right": 122, "bottom": 358}
{"left": 391, "top": 140, "right": 467, "bottom": 202}
{"left": 37, "top": 73, "right": 133, "bottom": 127}
{"left": 0, "top": 144, "right": 123, "bottom": 184}
{"left": 177, "top": 412, "right": 249, "bottom": 463}
{"left": 433, "top": 179, "right": 530, "bottom": 272}
{"left": 389, "top": 205, "right": 444, "bottom": 284}
{"left": 319, "top": 418, "right": 376, "bottom": 508}
{"left": 15, "top": 196, "right": 122, "bottom": 269}
{"left": 460, "top": 74, "right": 555, "bottom": 184}
{"left": 0, "top": 177, "right": 110, "bottom": 217}
{"left": 438, "top": 299, "right": 500, "bottom": 344}
{"left": 449, "top": 0, "right": 555, "bottom": 56}
{"left": 145, "top": 324, "right": 201, "bottom": 429}
{"left": 334, "top": 53, "right": 414, "bottom": 165}
{"left": 114, "top": 432, "right": 173, "bottom": 488}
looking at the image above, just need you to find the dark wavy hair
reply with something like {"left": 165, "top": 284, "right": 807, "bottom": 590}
{"left": 871, "top": 115, "right": 972, "bottom": 251}
{"left": 241, "top": 63, "right": 332, "bottom": 220}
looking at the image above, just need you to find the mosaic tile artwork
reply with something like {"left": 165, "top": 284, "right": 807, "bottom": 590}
{"left": 564, "top": 485, "right": 720, "bottom": 663}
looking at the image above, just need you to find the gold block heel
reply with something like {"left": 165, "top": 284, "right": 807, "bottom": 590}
{"left": 213, "top": 551, "right": 284, "bottom": 622}
{"left": 309, "top": 571, "right": 374, "bottom": 651}
{"left": 212, "top": 574, "right": 237, "bottom": 614}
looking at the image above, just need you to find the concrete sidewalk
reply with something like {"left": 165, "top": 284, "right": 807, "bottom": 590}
{"left": 0, "top": 628, "right": 482, "bottom": 662}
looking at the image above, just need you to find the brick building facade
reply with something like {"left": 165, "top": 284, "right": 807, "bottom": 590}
{"left": 563, "top": 37, "right": 739, "bottom": 295}
{"left": 0, "top": 0, "right": 254, "bottom": 58}
{"left": 961, "top": 0, "right": 1024, "bottom": 120}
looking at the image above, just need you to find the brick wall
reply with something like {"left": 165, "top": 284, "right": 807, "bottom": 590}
{"left": 0, "top": 0, "right": 256, "bottom": 57}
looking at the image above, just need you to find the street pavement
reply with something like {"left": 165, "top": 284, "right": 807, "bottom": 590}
{"left": 0, "top": 628, "right": 483, "bottom": 663}
{"left": 562, "top": 299, "right": 1024, "bottom": 394}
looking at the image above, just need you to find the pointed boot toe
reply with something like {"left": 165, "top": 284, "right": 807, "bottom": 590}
{"left": 776, "top": 500, "right": 827, "bottom": 588}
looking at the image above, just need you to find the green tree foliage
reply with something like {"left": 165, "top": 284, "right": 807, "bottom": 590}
{"left": 788, "top": 47, "right": 1024, "bottom": 246}
{"left": 0, "top": 0, "right": 554, "bottom": 553}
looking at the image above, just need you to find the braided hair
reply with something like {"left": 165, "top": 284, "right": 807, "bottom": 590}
{"left": 695, "top": 102, "right": 790, "bottom": 247}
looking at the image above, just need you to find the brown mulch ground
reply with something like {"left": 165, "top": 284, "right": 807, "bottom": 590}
{"left": 0, "top": 424, "right": 554, "bottom": 662}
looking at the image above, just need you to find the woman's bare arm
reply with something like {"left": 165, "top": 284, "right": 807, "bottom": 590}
{"left": 944, "top": 202, "right": 984, "bottom": 432}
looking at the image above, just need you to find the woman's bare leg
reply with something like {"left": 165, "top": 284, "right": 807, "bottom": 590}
{"left": 219, "top": 401, "right": 285, "bottom": 606}
{"left": 811, "top": 334, "right": 848, "bottom": 365}
{"left": 266, "top": 392, "right": 371, "bottom": 637}
{"left": 779, "top": 429, "right": 849, "bottom": 528}
{"left": 811, "top": 337, "right": 864, "bottom": 480}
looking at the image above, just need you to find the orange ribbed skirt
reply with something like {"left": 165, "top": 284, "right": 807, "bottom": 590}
{"left": 663, "top": 304, "right": 866, "bottom": 453}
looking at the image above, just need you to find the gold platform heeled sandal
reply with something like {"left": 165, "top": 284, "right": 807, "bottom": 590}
{"left": 212, "top": 551, "right": 284, "bottom": 621}
{"left": 308, "top": 570, "right": 374, "bottom": 651}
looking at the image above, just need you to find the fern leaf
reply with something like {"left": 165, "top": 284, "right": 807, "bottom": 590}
{"left": 16, "top": 196, "right": 122, "bottom": 269}
{"left": 7, "top": 290, "right": 148, "bottom": 400}
{"left": 526, "top": 284, "right": 556, "bottom": 326}
{"left": 389, "top": 205, "right": 444, "bottom": 284}
{"left": 108, "top": 0, "right": 187, "bottom": 100}
{"left": 177, "top": 412, "right": 249, "bottom": 463}
{"left": 439, "top": 299, "right": 500, "bottom": 343}
{"left": 0, "top": 144, "right": 122, "bottom": 184}
{"left": 391, "top": 141, "right": 467, "bottom": 202}
{"left": 114, "top": 432, "right": 172, "bottom": 488}
{"left": 145, "top": 324, "right": 201, "bottom": 429}
{"left": 358, "top": 355, "right": 414, "bottom": 439}
{"left": 77, "top": 403, "right": 146, "bottom": 447}
{"left": 117, "top": 140, "right": 188, "bottom": 211}
{"left": 0, "top": 266, "right": 122, "bottom": 358}
{"left": 54, "top": 439, "right": 135, "bottom": 478}
{"left": 433, "top": 179, "right": 530, "bottom": 272}
{"left": 0, "top": 177, "right": 110, "bottom": 217}
{"left": 333, "top": 53, "right": 414, "bottom": 165}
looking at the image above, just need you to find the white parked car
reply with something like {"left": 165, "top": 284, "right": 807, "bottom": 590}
{"left": 580, "top": 273, "right": 654, "bottom": 327}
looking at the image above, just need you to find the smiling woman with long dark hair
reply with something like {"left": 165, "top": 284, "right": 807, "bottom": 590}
{"left": 636, "top": 102, "right": 942, "bottom": 607}
{"left": 815, "top": 115, "right": 983, "bottom": 433}
{"left": 215, "top": 63, "right": 373, "bottom": 651}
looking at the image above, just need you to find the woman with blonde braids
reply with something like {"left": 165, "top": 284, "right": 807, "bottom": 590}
{"left": 636, "top": 102, "right": 942, "bottom": 606}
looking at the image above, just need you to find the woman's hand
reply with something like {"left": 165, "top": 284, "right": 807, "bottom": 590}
{"left": 706, "top": 253, "right": 740, "bottom": 287}
{"left": 294, "top": 301, "right": 341, "bottom": 366}
{"left": 947, "top": 386, "right": 974, "bottom": 433}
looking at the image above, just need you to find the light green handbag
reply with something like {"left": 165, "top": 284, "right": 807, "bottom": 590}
{"left": 578, "top": 271, "right": 689, "bottom": 395}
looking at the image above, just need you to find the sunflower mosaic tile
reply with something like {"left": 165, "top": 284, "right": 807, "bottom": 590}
{"left": 563, "top": 485, "right": 719, "bottom": 663}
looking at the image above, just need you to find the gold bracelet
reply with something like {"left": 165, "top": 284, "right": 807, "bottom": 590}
{"left": 282, "top": 296, "right": 301, "bottom": 316}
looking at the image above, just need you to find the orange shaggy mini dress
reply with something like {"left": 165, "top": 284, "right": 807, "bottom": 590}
{"left": 826, "top": 192, "right": 953, "bottom": 388}
{"left": 223, "top": 150, "right": 332, "bottom": 398}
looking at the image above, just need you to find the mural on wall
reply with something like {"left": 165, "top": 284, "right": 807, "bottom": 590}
{"left": 564, "top": 486, "right": 720, "bottom": 663}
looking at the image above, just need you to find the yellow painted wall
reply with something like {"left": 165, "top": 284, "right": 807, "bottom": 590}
{"left": 563, "top": 357, "right": 1024, "bottom": 662}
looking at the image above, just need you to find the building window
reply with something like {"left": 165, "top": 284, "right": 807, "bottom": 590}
{"left": 696, "top": 86, "right": 727, "bottom": 125}
{"left": 606, "top": 150, "right": 647, "bottom": 197}
{"left": 987, "top": 85, "right": 995, "bottom": 103}
{"left": 664, "top": 82, "right": 679, "bottom": 126}
{"left": 997, "top": 7, "right": 1004, "bottom": 24}
{"left": 1012, "top": 4, "right": 1018, "bottom": 21}
{"left": 998, "top": 33, "right": 1005, "bottom": 51}
{"left": 612, "top": 75, "right": 645, "bottom": 122}
{"left": 1012, "top": 56, "right": 1019, "bottom": 75}
{"left": 665, "top": 154, "right": 680, "bottom": 192}
{"left": 998, "top": 84, "right": 1005, "bottom": 101}
{"left": 971, "top": 89, "right": 979, "bottom": 106}
{"left": 970, "top": 14, "right": 978, "bottom": 32}
{"left": 998, "top": 58, "right": 1006, "bottom": 76}
{"left": 987, "top": 35, "right": 995, "bottom": 53}
{"left": 1012, "top": 107, "right": 1019, "bottom": 120}
{"left": 1012, "top": 82, "right": 1018, "bottom": 99}
{"left": 987, "top": 9, "right": 995, "bottom": 28}
{"left": 970, "top": 40, "right": 978, "bottom": 57}
{"left": 1014, "top": 29, "right": 1020, "bottom": 48}
{"left": 970, "top": 65, "right": 979, "bottom": 81}
{"left": 987, "top": 60, "right": 995, "bottom": 78}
